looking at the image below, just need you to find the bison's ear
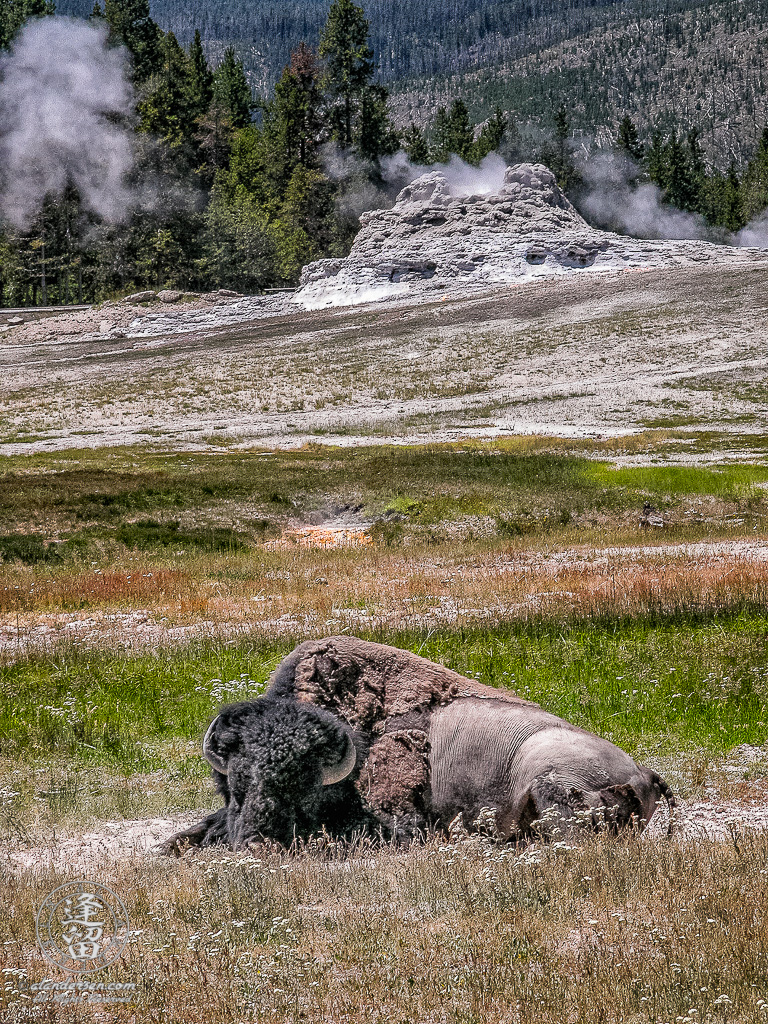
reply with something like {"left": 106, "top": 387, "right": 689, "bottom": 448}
{"left": 320, "top": 729, "right": 357, "bottom": 786}
{"left": 203, "top": 716, "right": 228, "bottom": 775}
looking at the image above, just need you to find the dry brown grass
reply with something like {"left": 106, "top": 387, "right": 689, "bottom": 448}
{"left": 2, "top": 826, "right": 766, "bottom": 1023}
{"left": 3, "top": 539, "right": 768, "bottom": 647}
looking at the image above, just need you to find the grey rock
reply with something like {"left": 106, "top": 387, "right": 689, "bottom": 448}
{"left": 202, "top": 288, "right": 242, "bottom": 303}
{"left": 157, "top": 290, "right": 185, "bottom": 304}
{"left": 123, "top": 291, "right": 157, "bottom": 304}
{"left": 296, "top": 162, "right": 768, "bottom": 309}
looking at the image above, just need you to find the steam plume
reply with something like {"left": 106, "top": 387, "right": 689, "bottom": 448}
{"left": 381, "top": 151, "right": 508, "bottom": 197}
{"left": 0, "top": 17, "right": 135, "bottom": 229}
{"left": 575, "top": 150, "right": 712, "bottom": 240}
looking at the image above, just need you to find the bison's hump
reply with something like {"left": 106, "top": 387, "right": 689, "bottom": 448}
{"left": 266, "top": 635, "right": 533, "bottom": 729}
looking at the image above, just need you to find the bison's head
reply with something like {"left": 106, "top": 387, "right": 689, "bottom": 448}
{"left": 202, "top": 697, "right": 359, "bottom": 847}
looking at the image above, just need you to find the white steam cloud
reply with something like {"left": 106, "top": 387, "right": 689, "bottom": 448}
{"left": 381, "top": 151, "right": 508, "bottom": 197}
{"left": 0, "top": 17, "right": 135, "bottom": 229}
{"left": 576, "top": 150, "right": 712, "bottom": 241}
{"left": 320, "top": 144, "right": 510, "bottom": 220}
{"left": 577, "top": 148, "right": 768, "bottom": 248}
{"left": 734, "top": 212, "right": 768, "bottom": 246}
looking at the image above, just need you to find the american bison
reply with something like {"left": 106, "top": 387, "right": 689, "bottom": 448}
{"left": 162, "top": 635, "right": 674, "bottom": 853}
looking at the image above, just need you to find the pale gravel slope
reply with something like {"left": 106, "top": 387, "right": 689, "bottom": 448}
{"left": 3, "top": 264, "right": 768, "bottom": 455}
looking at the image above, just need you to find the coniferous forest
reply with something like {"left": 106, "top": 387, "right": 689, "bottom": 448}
{"left": 2, "top": 0, "right": 768, "bottom": 304}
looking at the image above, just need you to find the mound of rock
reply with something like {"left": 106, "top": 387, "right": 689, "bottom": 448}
{"left": 296, "top": 163, "right": 767, "bottom": 308}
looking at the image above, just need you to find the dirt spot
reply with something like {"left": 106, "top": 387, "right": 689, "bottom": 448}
{"left": 2, "top": 812, "right": 204, "bottom": 874}
{"left": 265, "top": 525, "right": 374, "bottom": 550}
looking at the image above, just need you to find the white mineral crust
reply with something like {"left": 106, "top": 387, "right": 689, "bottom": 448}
{"left": 296, "top": 162, "right": 766, "bottom": 308}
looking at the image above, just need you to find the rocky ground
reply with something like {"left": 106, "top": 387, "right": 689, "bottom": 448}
{"left": 4, "top": 262, "right": 768, "bottom": 456}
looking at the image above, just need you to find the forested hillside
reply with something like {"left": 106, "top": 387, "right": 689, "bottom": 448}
{"left": 56, "top": 0, "right": 768, "bottom": 160}
{"left": 2, "top": 0, "right": 768, "bottom": 307}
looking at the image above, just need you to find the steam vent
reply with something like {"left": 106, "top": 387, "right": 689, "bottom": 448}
{"left": 297, "top": 163, "right": 765, "bottom": 308}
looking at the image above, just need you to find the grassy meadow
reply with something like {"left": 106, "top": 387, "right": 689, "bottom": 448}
{"left": 2, "top": 433, "right": 768, "bottom": 1022}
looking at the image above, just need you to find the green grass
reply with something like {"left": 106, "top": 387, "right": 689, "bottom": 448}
{"left": 2, "top": 439, "right": 767, "bottom": 550}
{"left": 585, "top": 462, "right": 768, "bottom": 501}
{"left": 3, "top": 613, "right": 767, "bottom": 776}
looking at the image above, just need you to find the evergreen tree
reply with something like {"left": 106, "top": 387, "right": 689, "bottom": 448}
{"left": 201, "top": 184, "right": 277, "bottom": 291}
{"left": 103, "top": 0, "right": 162, "bottom": 84}
{"left": 274, "top": 166, "right": 335, "bottom": 279}
{"left": 550, "top": 104, "right": 576, "bottom": 190}
{"left": 213, "top": 47, "right": 252, "bottom": 130}
{"left": 319, "top": 0, "right": 374, "bottom": 149}
{"left": 269, "top": 43, "right": 323, "bottom": 180}
{"left": 431, "top": 106, "right": 452, "bottom": 162}
{"left": 138, "top": 31, "right": 196, "bottom": 146}
{"left": 617, "top": 115, "right": 643, "bottom": 162}
{"left": 189, "top": 29, "right": 213, "bottom": 119}
{"left": 402, "top": 123, "right": 429, "bottom": 164}
{"left": 194, "top": 102, "right": 235, "bottom": 185}
{"left": 1, "top": 0, "right": 55, "bottom": 50}
{"left": 646, "top": 130, "right": 667, "bottom": 188}
{"left": 722, "top": 163, "right": 743, "bottom": 231}
{"left": 447, "top": 99, "right": 474, "bottom": 160}
{"left": 475, "top": 106, "right": 508, "bottom": 161}
{"left": 741, "top": 126, "right": 768, "bottom": 222}
{"left": 664, "top": 134, "right": 697, "bottom": 211}
{"left": 430, "top": 100, "right": 477, "bottom": 162}
{"left": 356, "top": 83, "right": 399, "bottom": 162}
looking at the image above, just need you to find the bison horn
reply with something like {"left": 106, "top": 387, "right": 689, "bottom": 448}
{"left": 202, "top": 717, "right": 228, "bottom": 775}
{"left": 321, "top": 732, "right": 356, "bottom": 786}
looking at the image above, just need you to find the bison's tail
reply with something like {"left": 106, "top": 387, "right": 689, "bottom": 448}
{"left": 653, "top": 772, "right": 676, "bottom": 837}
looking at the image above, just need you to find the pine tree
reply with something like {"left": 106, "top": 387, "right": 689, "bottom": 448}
{"left": 319, "top": 0, "right": 374, "bottom": 149}
{"left": 447, "top": 99, "right": 474, "bottom": 160}
{"left": 356, "top": 83, "right": 399, "bottom": 161}
{"left": 1, "top": 0, "right": 55, "bottom": 50}
{"left": 617, "top": 115, "right": 643, "bottom": 162}
{"left": 686, "top": 128, "right": 706, "bottom": 213}
{"left": 646, "top": 130, "right": 667, "bottom": 188}
{"left": 722, "top": 164, "right": 743, "bottom": 231}
{"left": 103, "top": 0, "right": 162, "bottom": 84}
{"left": 550, "top": 104, "right": 576, "bottom": 190}
{"left": 213, "top": 47, "right": 252, "bottom": 130}
{"left": 431, "top": 107, "right": 452, "bottom": 162}
{"left": 402, "top": 123, "right": 429, "bottom": 164}
{"left": 741, "top": 126, "right": 768, "bottom": 222}
{"left": 475, "top": 106, "right": 508, "bottom": 161}
{"left": 194, "top": 102, "right": 235, "bottom": 185}
{"left": 189, "top": 29, "right": 213, "bottom": 120}
{"left": 138, "top": 31, "right": 196, "bottom": 146}
{"left": 664, "top": 134, "right": 697, "bottom": 211}
{"left": 269, "top": 43, "right": 323, "bottom": 178}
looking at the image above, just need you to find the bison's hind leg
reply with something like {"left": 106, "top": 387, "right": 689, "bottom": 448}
{"left": 513, "top": 777, "right": 648, "bottom": 839}
{"left": 514, "top": 777, "right": 593, "bottom": 837}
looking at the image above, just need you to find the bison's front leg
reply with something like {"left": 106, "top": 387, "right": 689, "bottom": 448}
{"left": 158, "top": 807, "right": 229, "bottom": 856}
